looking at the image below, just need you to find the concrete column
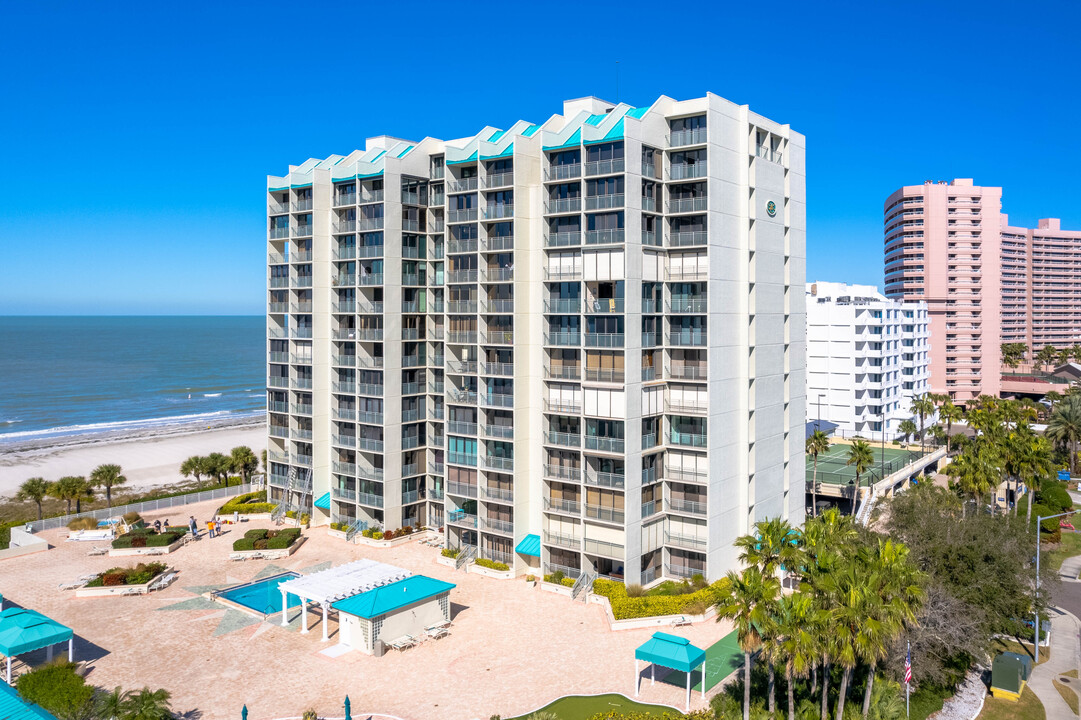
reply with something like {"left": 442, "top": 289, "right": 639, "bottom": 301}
{"left": 46, "top": 644, "right": 53, "bottom": 661}
{"left": 651, "top": 663, "right": 655, "bottom": 686}
{"left": 67, "top": 637, "right": 73, "bottom": 662}
{"left": 321, "top": 603, "right": 329, "bottom": 641}
{"left": 301, "top": 602, "right": 309, "bottom": 634}
{"left": 634, "top": 658, "right": 639, "bottom": 697}
{"left": 685, "top": 671, "right": 690, "bottom": 711}
{"left": 281, "top": 590, "right": 289, "bottom": 626}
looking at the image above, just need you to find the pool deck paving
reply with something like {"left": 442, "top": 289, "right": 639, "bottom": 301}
{"left": 0, "top": 497, "right": 735, "bottom": 720}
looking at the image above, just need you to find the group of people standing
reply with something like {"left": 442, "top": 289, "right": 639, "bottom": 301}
{"left": 151, "top": 511, "right": 240, "bottom": 539}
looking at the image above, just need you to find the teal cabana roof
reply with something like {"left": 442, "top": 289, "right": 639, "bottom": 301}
{"left": 0, "top": 608, "right": 72, "bottom": 657}
{"left": 635, "top": 632, "right": 706, "bottom": 673}
{"left": 0, "top": 682, "right": 57, "bottom": 720}
{"left": 515, "top": 534, "right": 541, "bottom": 557}
{"left": 332, "top": 576, "right": 455, "bottom": 619}
{"left": 313, "top": 492, "right": 331, "bottom": 510}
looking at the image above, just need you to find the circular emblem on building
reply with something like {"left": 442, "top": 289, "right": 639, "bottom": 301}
{"left": 766, "top": 201, "right": 777, "bottom": 217}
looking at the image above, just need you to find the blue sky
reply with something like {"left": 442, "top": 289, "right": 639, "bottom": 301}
{"left": 1, "top": 1, "right": 1078, "bottom": 315}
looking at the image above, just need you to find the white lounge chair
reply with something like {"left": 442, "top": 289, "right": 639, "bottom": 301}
{"left": 388, "top": 635, "right": 416, "bottom": 650}
{"left": 229, "top": 553, "right": 246, "bottom": 561}
{"left": 120, "top": 587, "right": 142, "bottom": 596}
{"left": 58, "top": 580, "right": 87, "bottom": 591}
{"left": 149, "top": 572, "right": 177, "bottom": 591}
{"left": 425, "top": 624, "right": 449, "bottom": 639}
{"left": 87, "top": 546, "right": 109, "bottom": 556}
{"left": 670, "top": 615, "right": 690, "bottom": 627}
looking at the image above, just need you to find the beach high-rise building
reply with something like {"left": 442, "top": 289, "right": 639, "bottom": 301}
{"left": 266, "top": 93, "right": 806, "bottom": 585}
{"left": 884, "top": 178, "right": 1081, "bottom": 402}
{"left": 805, "top": 281, "right": 931, "bottom": 439}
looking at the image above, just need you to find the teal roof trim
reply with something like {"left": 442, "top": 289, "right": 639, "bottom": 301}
{"left": 0, "top": 682, "right": 58, "bottom": 720}
{"left": 330, "top": 170, "right": 385, "bottom": 183}
{"left": 543, "top": 128, "right": 581, "bottom": 151}
{"left": 447, "top": 150, "right": 478, "bottom": 165}
{"left": 397, "top": 145, "right": 414, "bottom": 158}
{"left": 515, "top": 534, "right": 541, "bottom": 557}
{"left": 584, "top": 117, "right": 624, "bottom": 145}
{"left": 635, "top": 632, "right": 706, "bottom": 673}
{"left": 369, "top": 150, "right": 386, "bottom": 163}
{"left": 481, "top": 143, "right": 514, "bottom": 161}
{"left": 625, "top": 107, "right": 649, "bottom": 119}
{"left": 313, "top": 492, "right": 330, "bottom": 510}
{"left": 332, "top": 575, "right": 455, "bottom": 619}
{"left": 489, "top": 129, "right": 506, "bottom": 142}
{"left": 522, "top": 124, "right": 540, "bottom": 137}
{"left": 585, "top": 114, "right": 607, "bottom": 126}
{"left": 268, "top": 186, "right": 287, "bottom": 193}
{"left": 0, "top": 608, "right": 73, "bottom": 657}
{"left": 290, "top": 183, "right": 312, "bottom": 190}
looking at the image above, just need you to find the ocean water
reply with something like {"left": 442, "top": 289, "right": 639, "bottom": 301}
{"left": 0, "top": 316, "right": 266, "bottom": 442}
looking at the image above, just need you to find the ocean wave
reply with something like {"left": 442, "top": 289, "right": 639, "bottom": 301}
{"left": 0, "top": 409, "right": 264, "bottom": 443}
{"left": 204, "top": 392, "right": 223, "bottom": 398}
{"left": 0, "top": 419, "right": 22, "bottom": 425}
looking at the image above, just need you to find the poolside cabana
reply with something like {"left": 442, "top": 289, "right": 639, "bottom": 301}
{"left": 333, "top": 575, "right": 455, "bottom": 654}
{"left": 277, "top": 559, "right": 411, "bottom": 641}
{"left": 634, "top": 631, "right": 706, "bottom": 711}
{"left": 0, "top": 680, "right": 57, "bottom": 720}
{"left": 0, "top": 608, "right": 74, "bottom": 683}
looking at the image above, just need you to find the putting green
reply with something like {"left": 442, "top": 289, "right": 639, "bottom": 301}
{"left": 651, "top": 629, "right": 742, "bottom": 693}
{"left": 506, "top": 692, "right": 682, "bottom": 719}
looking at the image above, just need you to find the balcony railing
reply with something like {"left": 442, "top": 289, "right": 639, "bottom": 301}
{"left": 544, "top": 464, "right": 582, "bottom": 482}
{"left": 448, "top": 481, "right": 479, "bottom": 498}
{"left": 448, "top": 270, "right": 479, "bottom": 284}
{"left": 482, "top": 485, "right": 514, "bottom": 503}
{"left": 357, "top": 492, "right": 384, "bottom": 508}
{"left": 669, "top": 231, "right": 708, "bottom": 247}
{"left": 481, "top": 362, "right": 514, "bottom": 377}
{"left": 483, "top": 268, "right": 514, "bottom": 283}
{"left": 668, "top": 196, "right": 708, "bottom": 213}
{"left": 482, "top": 455, "right": 514, "bottom": 472}
{"left": 585, "top": 504, "right": 625, "bottom": 524}
{"left": 585, "top": 332, "right": 624, "bottom": 348}
{"left": 448, "top": 512, "right": 478, "bottom": 528}
{"left": 545, "top": 431, "right": 582, "bottom": 448}
{"left": 669, "top": 128, "right": 708, "bottom": 146}
{"left": 544, "top": 267, "right": 583, "bottom": 281}
{"left": 448, "top": 208, "right": 479, "bottom": 223}
{"left": 544, "top": 497, "right": 581, "bottom": 515}
{"left": 448, "top": 452, "right": 478, "bottom": 467}
{"left": 544, "top": 531, "right": 581, "bottom": 550}
{"left": 583, "top": 538, "right": 624, "bottom": 558}
{"left": 669, "top": 298, "right": 707, "bottom": 313}
{"left": 664, "top": 532, "right": 707, "bottom": 550}
{"left": 668, "top": 431, "right": 707, "bottom": 448}
{"left": 483, "top": 330, "right": 514, "bottom": 345}
{"left": 583, "top": 368, "right": 624, "bottom": 383}
{"left": 483, "top": 204, "right": 514, "bottom": 220}
{"left": 546, "top": 197, "right": 582, "bottom": 214}
{"left": 544, "top": 399, "right": 582, "bottom": 415}
{"left": 482, "top": 517, "right": 514, "bottom": 535}
{"left": 482, "top": 424, "right": 514, "bottom": 440}
{"left": 546, "top": 163, "right": 581, "bottom": 181}
{"left": 584, "top": 436, "right": 625, "bottom": 454}
{"left": 585, "top": 194, "right": 624, "bottom": 211}
{"left": 585, "top": 471, "right": 625, "bottom": 489}
{"left": 545, "top": 231, "right": 582, "bottom": 247}
{"left": 587, "top": 298, "right": 625, "bottom": 314}
{"left": 449, "top": 177, "right": 479, "bottom": 193}
{"left": 667, "top": 498, "right": 708, "bottom": 516}
{"left": 669, "top": 364, "right": 707, "bottom": 381}
{"left": 585, "top": 158, "right": 625, "bottom": 176}
{"left": 585, "top": 229, "right": 625, "bottom": 245}
{"left": 667, "top": 331, "right": 707, "bottom": 347}
{"left": 545, "top": 298, "right": 581, "bottom": 314}
{"left": 483, "top": 299, "right": 515, "bottom": 314}
{"left": 669, "top": 164, "right": 706, "bottom": 180}
{"left": 544, "top": 331, "right": 581, "bottom": 346}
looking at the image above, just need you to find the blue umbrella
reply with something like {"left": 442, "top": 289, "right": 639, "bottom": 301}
{"left": 344, "top": 696, "right": 351, "bottom": 720}
{"left": 242, "top": 705, "right": 248, "bottom": 720}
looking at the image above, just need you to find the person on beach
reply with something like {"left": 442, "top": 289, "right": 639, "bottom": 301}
{"left": 207, "top": 520, "right": 216, "bottom": 539}
{"left": 188, "top": 516, "right": 197, "bottom": 537}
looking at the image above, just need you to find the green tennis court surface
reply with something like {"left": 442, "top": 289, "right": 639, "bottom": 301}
{"left": 807, "top": 442, "right": 928, "bottom": 486}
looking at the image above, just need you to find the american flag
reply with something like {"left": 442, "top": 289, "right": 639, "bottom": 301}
{"left": 904, "top": 647, "right": 913, "bottom": 684}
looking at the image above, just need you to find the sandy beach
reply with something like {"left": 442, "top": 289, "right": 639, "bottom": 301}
{"left": 0, "top": 421, "right": 267, "bottom": 499}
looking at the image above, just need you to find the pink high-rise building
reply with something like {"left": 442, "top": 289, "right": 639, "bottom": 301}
{"left": 884, "top": 179, "right": 1081, "bottom": 403}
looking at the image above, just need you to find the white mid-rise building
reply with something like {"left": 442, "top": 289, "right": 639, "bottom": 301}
{"left": 266, "top": 93, "right": 806, "bottom": 585}
{"left": 806, "top": 281, "right": 930, "bottom": 439}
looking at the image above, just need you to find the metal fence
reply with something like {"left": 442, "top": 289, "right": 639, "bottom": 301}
{"left": 808, "top": 448, "right": 935, "bottom": 488}
{"left": 28, "top": 483, "right": 259, "bottom": 532}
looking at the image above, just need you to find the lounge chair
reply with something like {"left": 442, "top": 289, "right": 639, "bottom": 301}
{"left": 670, "top": 615, "right": 690, "bottom": 627}
{"left": 229, "top": 553, "right": 246, "bottom": 561}
{"left": 425, "top": 624, "right": 449, "bottom": 639}
{"left": 149, "top": 572, "right": 177, "bottom": 591}
{"left": 87, "top": 546, "right": 109, "bottom": 556}
{"left": 58, "top": 579, "right": 87, "bottom": 591}
{"left": 120, "top": 587, "right": 142, "bottom": 596}
{"left": 388, "top": 635, "right": 416, "bottom": 650}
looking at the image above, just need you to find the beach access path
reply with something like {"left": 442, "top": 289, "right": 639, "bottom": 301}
{"left": 0, "top": 423, "right": 266, "bottom": 499}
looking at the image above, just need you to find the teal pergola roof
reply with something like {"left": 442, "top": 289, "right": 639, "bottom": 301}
{"left": 515, "top": 534, "right": 541, "bottom": 557}
{"left": 313, "top": 492, "right": 331, "bottom": 510}
{"left": 332, "top": 575, "right": 455, "bottom": 620}
{"left": 0, "top": 608, "right": 73, "bottom": 657}
{"left": 0, "top": 682, "right": 57, "bottom": 720}
{"left": 635, "top": 632, "right": 706, "bottom": 673}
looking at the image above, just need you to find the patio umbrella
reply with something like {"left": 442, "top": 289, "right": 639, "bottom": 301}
{"left": 242, "top": 705, "right": 248, "bottom": 720}
{"left": 344, "top": 696, "right": 351, "bottom": 720}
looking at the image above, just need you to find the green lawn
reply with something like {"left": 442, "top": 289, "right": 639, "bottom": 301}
{"left": 977, "top": 686, "right": 1045, "bottom": 720}
{"left": 506, "top": 693, "right": 683, "bottom": 720}
{"left": 1042, "top": 530, "right": 1081, "bottom": 573}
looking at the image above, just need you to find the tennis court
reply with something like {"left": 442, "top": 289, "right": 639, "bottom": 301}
{"left": 806, "top": 442, "right": 928, "bottom": 487}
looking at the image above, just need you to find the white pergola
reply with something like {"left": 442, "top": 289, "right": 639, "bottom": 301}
{"left": 278, "top": 559, "right": 411, "bottom": 641}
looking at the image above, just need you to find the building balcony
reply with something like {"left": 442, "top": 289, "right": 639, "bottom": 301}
{"left": 585, "top": 194, "right": 624, "bottom": 211}
{"left": 546, "top": 197, "right": 582, "bottom": 214}
{"left": 583, "top": 368, "right": 624, "bottom": 383}
{"left": 585, "top": 504, "right": 625, "bottom": 524}
{"left": 669, "top": 364, "right": 707, "bottom": 381}
{"left": 447, "top": 331, "right": 478, "bottom": 344}
{"left": 269, "top": 426, "right": 289, "bottom": 439}
{"left": 544, "top": 399, "right": 582, "bottom": 415}
{"left": 448, "top": 300, "right": 479, "bottom": 314}
{"left": 544, "top": 497, "right": 581, "bottom": 515}
{"left": 668, "top": 231, "right": 708, "bottom": 247}
{"left": 585, "top": 471, "right": 625, "bottom": 489}
{"left": 664, "top": 531, "right": 707, "bottom": 550}
{"left": 482, "top": 268, "right": 514, "bottom": 283}
{"left": 482, "top": 424, "right": 514, "bottom": 440}
{"left": 545, "top": 431, "right": 582, "bottom": 448}
{"left": 545, "top": 163, "right": 581, "bottom": 181}
{"left": 485, "top": 171, "right": 514, "bottom": 188}
{"left": 483, "top": 204, "right": 514, "bottom": 220}
{"left": 269, "top": 277, "right": 290, "bottom": 289}
{"left": 667, "top": 331, "right": 707, "bottom": 347}
{"left": 268, "top": 376, "right": 289, "bottom": 388}
{"left": 668, "top": 431, "right": 707, "bottom": 448}
{"left": 544, "top": 531, "right": 581, "bottom": 550}
{"left": 544, "top": 464, "right": 582, "bottom": 482}
{"left": 584, "top": 436, "right": 625, "bottom": 454}
{"left": 270, "top": 226, "right": 290, "bottom": 239}
{"left": 544, "top": 267, "right": 583, "bottom": 282}
{"left": 583, "top": 538, "right": 624, "bottom": 559}
{"left": 586, "top": 298, "right": 625, "bottom": 314}
{"left": 545, "top": 298, "right": 581, "bottom": 314}
{"left": 641, "top": 500, "right": 661, "bottom": 518}
{"left": 357, "top": 492, "right": 384, "bottom": 508}
{"left": 667, "top": 498, "right": 707, "bottom": 516}
{"left": 357, "top": 273, "right": 384, "bottom": 286}
{"left": 668, "top": 164, "right": 706, "bottom": 181}
{"left": 482, "top": 517, "right": 514, "bottom": 535}
{"left": 291, "top": 377, "right": 313, "bottom": 389}
{"left": 669, "top": 128, "right": 708, "bottom": 146}
{"left": 333, "top": 434, "right": 356, "bottom": 448}
{"left": 483, "top": 299, "right": 515, "bottom": 314}
{"left": 332, "top": 487, "right": 357, "bottom": 502}
{"left": 448, "top": 270, "right": 479, "bottom": 284}
{"left": 356, "top": 437, "right": 384, "bottom": 453}
{"left": 481, "top": 362, "right": 514, "bottom": 377}
{"left": 585, "top": 332, "right": 624, "bottom": 348}
{"left": 482, "top": 455, "right": 514, "bottom": 472}
{"left": 484, "top": 235, "right": 514, "bottom": 251}
{"left": 358, "top": 218, "right": 384, "bottom": 232}
{"left": 448, "top": 452, "right": 478, "bottom": 467}
{"left": 481, "top": 393, "right": 514, "bottom": 409}
{"left": 448, "top": 481, "right": 479, "bottom": 498}
{"left": 293, "top": 225, "right": 313, "bottom": 238}
{"left": 482, "top": 330, "right": 514, "bottom": 345}
{"left": 585, "top": 158, "right": 625, "bottom": 176}
{"left": 585, "top": 229, "right": 625, "bottom": 245}
{"left": 448, "top": 177, "right": 478, "bottom": 194}
{"left": 669, "top": 298, "right": 707, "bottom": 313}
{"left": 545, "top": 231, "right": 582, "bottom": 247}
{"left": 545, "top": 331, "right": 581, "bottom": 346}
{"left": 448, "top": 208, "right": 479, "bottom": 224}
{"left": 545, "top": 365, "right": 582, "bottom": 381}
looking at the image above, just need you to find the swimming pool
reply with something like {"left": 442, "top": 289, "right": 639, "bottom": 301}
{"left": 217, "top": 572, "right": 301, "bottom": 616}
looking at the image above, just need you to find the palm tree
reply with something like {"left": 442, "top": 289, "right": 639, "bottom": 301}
{"left": 1036, "top": 345, "right": 1058, "bottom": 373}
{"left": 1018, "top": 435, "right": 1055, "bottom": 526}
{"left": 715, "top": 567, "right": 781, "bottom": 720}
{"left": 180, "top": 455, "right": 207, "bottom": 488}
{"left": 205, "top": 452, "right": 231, "bottom": 487}
{"left": 1071, "top": 344, "right": 1081, "bottom": 364}
{"left": 1048, "top": 396, "right": 1081, "bottom": 476}
{"left": 938, "top": 401, "right": 962, "bottom": 453}
{"left": 909, "top": 394, "right": 936, "bottom": 452}
{"left": 89, "top": 464, "right": 127, "bottom": 510}
{"left": 119, "top": 687, "right": 173, "bottom": 720}
{"left": 806, "top": 430, "right": 831, "bottom": 518}
{"left": 15, "top": 477, "right": 50, "bottom": 521}
{"left": 261, "top": 448, "right": 268, "bottom": 473}
{"left": 230, "top": 446, "right": 259, "bottom": 485}
{"left": 946, "top": 442, "right": 1001, "bottom": 517}
{"left": 1058, "top": 348, "right": 1072, "bottom": 367}
{"left": 776, "top": 591, "right": 824, "bottom": 720}
{"left": 736, "top": 517, "right": 802, "bottom": 579}
{"left": 897, "top": 419, "right": 917, "bottom": 445}
{"left": 51, "top": 476, "right": 88, "bottom": 515}
{"left": 97, "top": 687, "right": 128, "bottom": 720}
{"left": 817, "top": 560, "right": 875, "bottom": 720}
{"left": 846, "top": 440, "right": 875, "bottom": 514}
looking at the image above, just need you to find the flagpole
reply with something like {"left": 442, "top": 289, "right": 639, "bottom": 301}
{"left": 906, "top": 640, "right": 911, "bottom": 719}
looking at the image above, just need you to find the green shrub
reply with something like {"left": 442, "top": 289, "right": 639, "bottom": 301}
{"left": 253, "top": 539, "right": 268, "bottom": 550}
{"left": 267, "top": 535, "right": 290, "bottom": 549}
{"left": 15, "top": 661, "right": 95, "bottom": 719}
{"left": 625, "top": 583, "right": 645, "bottom": 597}
{"left": 300, "top": 513, "right": 310, "bottom": 525}
{"left": 67, "top": 517, "right": 98, "bottom": 531}
{"left": 122, "top": 511, "right": 142, "bottom": 525}
{"left": 245, "top": 529, "right": 269, "bottom": 540}
{"left": 372, "top": 530, "right": 384, "bottom": 540}
{"left": 441, "top": 547, "right": 460, "bottom": 559}
{"left": 474, "top": 558, "right": 510, "bottom": 572}
{"left": 232, "top": 538, "right": 256, "bottom": 551}
{"left": 218, "top": 490, "right": 275, "bottom": 515}
{"left": 542, "top": 572, "right": 575, "bottom": 587}
{"left": 285, "top": 510, "right": 297, "bottom": 519}
{"left": 592, "top": 577, "right": 729, "bottom": 620}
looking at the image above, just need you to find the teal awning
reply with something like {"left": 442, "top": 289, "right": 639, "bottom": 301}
{"left": 0, "top": 608, "right": 73, "bottom": 657}
{"left": 635, "top": 632, "right": 706, "bottom": 673}
{"left": 332, "top": 576, "right": 455, "bottom": 619}
{"left": 0, "top": 682, "right": 57, "bottom": 720}
{"left": 313, "top": 492, "right": 331, "bottom": 510}
{"left": 515, "top": 534, "right": 540, "bottom": 557}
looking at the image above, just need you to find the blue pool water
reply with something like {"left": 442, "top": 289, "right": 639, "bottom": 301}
{"left": 219, "top": 573, "right": 301, "bottom": 615}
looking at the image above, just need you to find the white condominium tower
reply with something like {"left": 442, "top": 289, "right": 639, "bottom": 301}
{"left": 805, "top": 282, "right": 931, "bottom": 439}
{"left": 265, "top": 93, "right": 806, "bottom": 585}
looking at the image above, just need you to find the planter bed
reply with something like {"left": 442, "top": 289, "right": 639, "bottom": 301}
{"left": 230, "top": 535, "right": 306, "bottom": 560}
{"left": 76, "top": 563, "right": 172, "bottom": 598}
{"left": 539, "top": 581, "right": 575, "bottom": 598}
{"left": 468, "top": 563, "right": 513, "bottom": 580}
{"left": 353, "top": 529, "right": 438, "bottom": 548}
{"left": 109, "top": 537, "right": 185, "bottom": 557}
{"left": 231, "top": 527, "right": 304, "bottom": 559}
{"left": 109, "top": 526, "right": 188, "bottom": 557}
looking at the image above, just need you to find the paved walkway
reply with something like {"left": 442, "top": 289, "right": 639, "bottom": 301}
{"left": 1062, "top": 555, "right": 1081, "bottom": 583}
{"left": 1029, "top": 608, "right": 1081, "bottom": 719}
